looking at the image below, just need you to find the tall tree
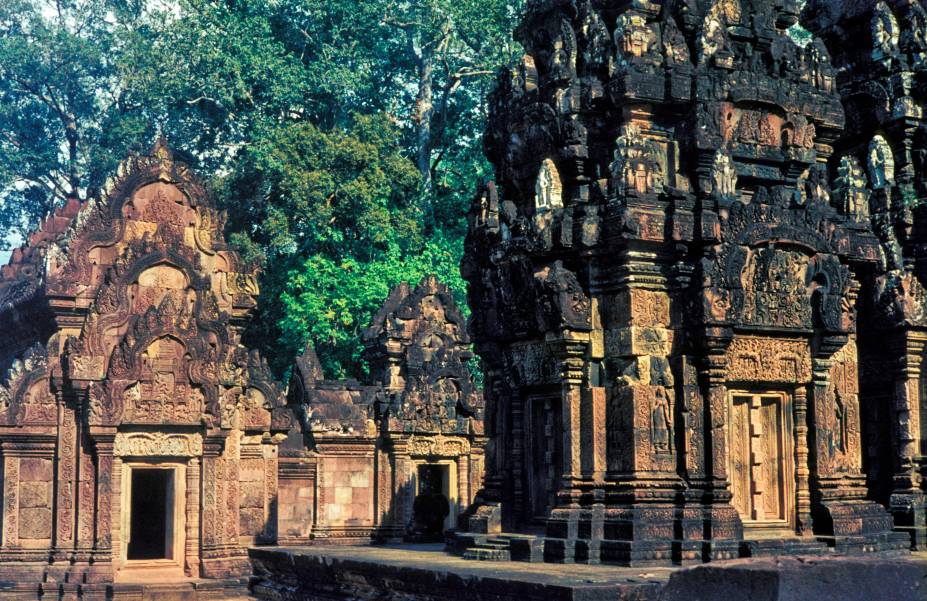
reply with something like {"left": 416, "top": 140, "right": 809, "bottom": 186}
{"left": 0, "top": 0, "right": 525, "bottom": 377}
{"left": 0, "top": 0, "right": 146, "bottom": 241}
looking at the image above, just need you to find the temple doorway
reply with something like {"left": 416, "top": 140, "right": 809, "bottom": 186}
{"left": 127, "top": 468, "right": 174, "bottom": 560}
{"left": 727, "top": 391, "right": 795, "bottom": 533}
{"left": 410, "top": 464, "right": 450, "bottom": 539}
{"left": 120, "top": 462, "right": 186, "bottom": 571}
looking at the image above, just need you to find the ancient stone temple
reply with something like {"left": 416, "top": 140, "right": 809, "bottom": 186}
{"left": 0, "top": 142, "right": 290, "bottom": 599}
{"left": 279, "top": 276, "right": 485, "bottom": 543}
{"left": 456, "top": 0, "right": 908, "bottom": 565}
{"left": 803, "top": 0, "right": 927, "bottom": 553}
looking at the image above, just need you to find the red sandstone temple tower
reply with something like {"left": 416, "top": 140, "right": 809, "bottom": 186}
{"left": 0, "top": 142, "right": 290, "bottom": 598}
{"left": 279, "top": 277, "right": 486, "bottom": 543}
{"left": 804, "top": 0, "right": 927, "bottom": 553}
{"left": 455, "top": 0, "right": 906, "bottom": 564}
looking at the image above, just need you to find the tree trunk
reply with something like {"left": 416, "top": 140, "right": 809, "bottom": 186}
{"left": 65, "top": 116, "right": 80, "bottom": 199}
{"left": 414, "top": 50, "right": 435, "bottom": 199}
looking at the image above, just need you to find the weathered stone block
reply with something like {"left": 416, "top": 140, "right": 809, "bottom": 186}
{"left": 18, "top": 507, "right": 52, "bottom": 539}
{"left": 19, "top": 458, "right": 51, "bottom": 482}
{"left": 19, "top": 482, "right": 49, "bottom": 508}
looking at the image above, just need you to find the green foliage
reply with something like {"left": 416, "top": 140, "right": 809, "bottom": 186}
{"left": 0, "top": 0, "right": 524, "bottom": 378}
{"left": 279, "top": 236, "right": 466, "bottom": 379}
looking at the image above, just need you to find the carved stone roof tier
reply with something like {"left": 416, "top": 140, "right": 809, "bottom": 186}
{"left": 0, "top": 140, "right": 287, "bottom": 433}
{"left": 287, "top": 276, "right": 484, "bottom": 445}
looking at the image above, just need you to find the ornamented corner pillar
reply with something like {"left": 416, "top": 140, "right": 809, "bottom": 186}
{"left": 185, "top": 457, "right": 201, "bottom": 577}
{"left": 86, "top": 427, "right": 116, "bottom": 583}
{"left": 260, "top": 434, "right": 285, "bottom": 544}
{"left": 811, "top": 335, "right": 900, "bottom": 551}
{"left": 54, "top": 403, "right": 78, "bottom": 557}
{"left": 888, "top": 332, "right": 927, "bottom": 549}
{"left": 697, "top": 328, "right": 742, "bottom": 559}
{"left": 545, "top": 334, "right": 588, "bottom": 543}
{"left": 199, "top": 432, "right": 228, "bottom": 578}
{"left": 1, "top": 448, "right": 20, "bottom": 550}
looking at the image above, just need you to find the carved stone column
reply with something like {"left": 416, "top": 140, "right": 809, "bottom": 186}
{"left": 889, "top": 332, "right": 927, "bottom": 549}
{"left": 199, "top": 432, "right": 227, "bottom": 577}
{"left": 54, "top": 404, "right": 78, "bottom": 558}
{"left": 793, "top": 385, "right": 813, "bottom": 535}
{"left": 261, "top": 439, "right": 280, "bottom": 544}
{"left": 185, "top": 457, "right": 201, "bottom": 577}
{"left": 1, "top": 451, "right": 20, "bottom": 550}
{"left": 87, "top": 429, "right": 116, "bottom": 583}
{"left": 110, "top": 458, "right": 123, "bottom": 573}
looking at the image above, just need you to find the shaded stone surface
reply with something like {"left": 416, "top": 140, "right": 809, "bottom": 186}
{"left": 660, "top": 555, "right": 927, "bottom": 601}
{"left": 249, "top": 545, "right": 927, "bottom": 601}
{"left": 249, "top": 544, "right": 669, "bottom": 601}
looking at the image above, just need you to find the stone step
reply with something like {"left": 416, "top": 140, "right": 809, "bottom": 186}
{"left": 462, "top": 544, "right": 512, "bottom": 561}
{"left": 740, "top": 536, "right": 832, "bottom": 558}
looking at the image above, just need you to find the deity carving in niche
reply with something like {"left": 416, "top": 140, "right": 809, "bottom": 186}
{"left": 741, "top": 247, "right": 811, "bottom": 328}
{"left": 871, "top": 2, "right": 899, "bottom": 62}
{"left": 651, "top": 388, "right": 672, "bottom": 454}
{"left": 610, "top": 123, "right": 664, "bottom": 196}
{"left": 867, "top": 135, "right": 895, "bottom": 190}
{"left": 614, "top": 13, "right": 655, "bottom": 62}
{"left": 833, "top": 156, "right": 870, "bottom": 221}
{"left": 662, "top": 16, "right": 690, "bottom": 67}
{"left": 535, "top": 159, "right": 563, "bottom": 211}
{"left": 711, "top": 149, "right": 738, "bottom": 200}
{"left": 582, "top": 10, "right": 611, "bottom": 69}
{"left": 807, "top": 40, "right": 835, "bottom": 92}
{"left": 698, "top": 16, "right": 726, "bottom": 65}
{"left": 901, "top": 0, "right": 927, "bottom": 67}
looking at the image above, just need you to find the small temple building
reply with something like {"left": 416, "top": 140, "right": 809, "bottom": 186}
{"left": 0, "top": 142, "right": 291, "bottom": 599}
{"left": 454, "top": 0, "right": 917, "bottom": 565}
{"left": 279, "top": 276, "right": 486, "bottom": 544}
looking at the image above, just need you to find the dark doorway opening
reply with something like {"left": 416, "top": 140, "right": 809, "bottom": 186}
{"left": 410, "top": 464, "right": 449, "bottom": 540}
{"left": 127, "top": 469, "right": 172, "bottom": 560}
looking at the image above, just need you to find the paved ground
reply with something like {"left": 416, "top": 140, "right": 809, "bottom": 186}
{"left": 269, "top": 542, "right": 675, "bottom": 586}
{"left": 250, "top": 544, "right": 927, "bottom": 601}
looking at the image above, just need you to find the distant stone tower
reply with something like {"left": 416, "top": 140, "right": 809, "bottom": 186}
{"left": 457, "top": 0, "right": 904, "bottom": 565}
{"left": 280, "top": 276, "right": 485, "bottom": 543}
{"left": 0, "top": 141, "right": 290, "bottom": 598}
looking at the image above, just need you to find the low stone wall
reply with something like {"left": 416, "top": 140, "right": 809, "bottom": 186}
{"left": 248, "top": 545, "right": 665, "bottom": 601}
{"left": 249, "top": 546, "right": 927, "bottom": 601}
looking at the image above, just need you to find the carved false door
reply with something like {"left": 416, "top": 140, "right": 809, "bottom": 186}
{"left": 527, "top": 395, "right": 562, "bottom": 523}
{"left": 728, "top": 392, "right": 795, "bottom": 531}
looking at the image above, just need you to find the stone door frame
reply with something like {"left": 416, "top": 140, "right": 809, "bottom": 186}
{"left": 119, "top": 460, "right": 187, "bottom": 571}
{"left": 410, "top": 458, "right": 459, "bottom": 530}
{"left": 725, "top": 389, "right": 796, "bottom": 535}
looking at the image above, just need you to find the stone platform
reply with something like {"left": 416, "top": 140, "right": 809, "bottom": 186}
{"left": 248, "top": 544, "right": 927, "bottom": 601}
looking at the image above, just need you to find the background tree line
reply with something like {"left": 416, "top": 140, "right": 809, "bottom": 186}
{"left": 0, "top": 0, "right": 525, "bottom": 378}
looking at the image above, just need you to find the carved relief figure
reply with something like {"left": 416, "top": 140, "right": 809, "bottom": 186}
{"left": 651, "top": 388, "right": 672, "bottom": 453}
{"left": 711, "top": 149, "right": 738, "bottom": 199}
{"left": 871, "top": 2, "right": 899, "bottom": 62}
{"left": 834, "top": 155, "right": 870, "bottom": 221}
{"left": 614, "top": 13, "right": 656, "bottom": 63}
{"left": 610, "top": 123, "right": 665, "bottom": 196}
{"left": 535, "top": 158, "right": 563, "bottom": 211}
{"left": 867, "top": 135, "right": 895, "bottom": 189}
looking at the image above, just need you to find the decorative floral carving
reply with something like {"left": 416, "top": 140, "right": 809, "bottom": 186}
{"left": 113, "top": 432, "right": 204, "bottom": 457}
